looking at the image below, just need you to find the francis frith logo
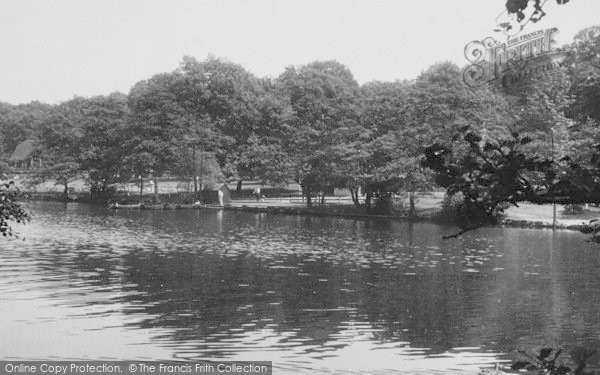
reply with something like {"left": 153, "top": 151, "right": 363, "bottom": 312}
{"left": 463, "top": 27, "right": 565, "bottom": 88}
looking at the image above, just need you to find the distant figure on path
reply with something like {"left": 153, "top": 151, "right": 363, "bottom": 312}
{"left": 217, "top": 189, "right": 224, "bottom": 207}
{"left": 253, "top": 187, "right": 261, "bottom": 202}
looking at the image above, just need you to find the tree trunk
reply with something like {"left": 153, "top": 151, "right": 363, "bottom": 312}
{"left": 237, "top": 180, "right": 243, "bottom": 192}
{"left": 139, "top": 178, "right": 144, "bottom": 204}
{"left": 90, "top": 181, "right": 105, "bottom": 202}
{"left": 63, "top": 181, "right": 69, "bottom": 203}
{"left": 101, "top": 181, "right": 109, "bottom": 202}
{"left": 192, "top": 147, "right": 197, "bottom": 194}
{"left": 304, "top": 185, "right": 312, "bottom": 208}
{"left": 409, "top": 192, "right": 416, "bottom": 217}
{"left": 153, "top": 176, "right": 159, "bottom": 202}
{"left": 90, "top": 183, "right": 95, "bottom": 202}
{"left": 350, "top": 187, "right": 360, "bottom": 207}
{"left": 365, "top": 191, "right": 373, "bottom": 211}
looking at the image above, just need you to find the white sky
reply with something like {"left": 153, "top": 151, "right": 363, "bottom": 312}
{"left": 1, "top": 0, "right": 599, "bottom": 104}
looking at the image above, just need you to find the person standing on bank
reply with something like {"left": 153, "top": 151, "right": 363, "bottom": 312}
{"left": 253, "top": 187, "right": 261, "bottom": 202}
{"left": 217, "top": 189, "right": 224, "bottom": 207}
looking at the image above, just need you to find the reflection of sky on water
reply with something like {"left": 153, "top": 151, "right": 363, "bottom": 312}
{"left": 2, "top": 202, "right": 600, "bottom": 373}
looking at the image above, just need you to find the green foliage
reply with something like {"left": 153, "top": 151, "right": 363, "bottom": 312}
{"left": 423, "top": 127, "right": 554, "bottom": 234}
{"left": 276, "top": 60, "right": 362, "bottom": 206}
{"left": 551, "top": 142, "right": 600, "bottom": 203}
{"left": 501, "top": 0, "right": 570, "bottom": 34}
{"left": 357, "top": 62, "right": 514, "bottom": 213}
{"left": 33, "top": 100, "right": 85, "bottom": 201}
{"left": 173, "top": 150, "right": 224, "bottom": 188}
{"left": 505, "top": 346, "right": 598, "bottom": 375}
{"left": 0, "top": 101, "right": 53, "bottom": 154}
{"left": 176, "top": 56, "right": 263, "bottom": 178}
{"left": 438, "top": 192, "right": 466, "bottom": 221}
{"left": 506, "top": 61, "right": 574, "bottom": 164}
{"left": 125, "top": 72, "right": 185, "bottom": 181}
{"left": 76, "top": 93, "right": 130, "bottom": 197}
{"left": 1, "top": 23, "right": 599, "bottom": 221}
{"left": 234, "top": 133, "right": 292, "bottom": 186}
{"left": 0, "top": 181, "right": 29, "bottom": 237}
{"left": 565, "top": 26, "right": 600, "bottom": 123}
{"left": 510, "top": 347, "right": 571, "bottom": 374}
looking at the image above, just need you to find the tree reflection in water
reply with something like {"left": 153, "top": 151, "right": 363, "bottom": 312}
{"left": 4, "top": 202, "right": 600, "bottom": 372}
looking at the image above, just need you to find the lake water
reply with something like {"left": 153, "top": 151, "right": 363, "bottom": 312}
{"left": 2, "top": 202, "right": 600, "bottom": 374}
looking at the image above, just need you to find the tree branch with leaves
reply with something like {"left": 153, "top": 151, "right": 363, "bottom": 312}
{"left": 423, "top": 127, "right": 554, "bottom": 237}
{"left": 0, "top": 181, "right": 29, "bottom": 238}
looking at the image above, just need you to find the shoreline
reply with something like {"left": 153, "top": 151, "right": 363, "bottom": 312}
{"left": 104, "top": 202, "right": 440, "bottom": 223}
{"left": 223, "top": 204, "right": 437, "bottom": 222}
{"left": 224, "top": 205, "right": 591, "bottom": 232}
{"left": 99, "top": 200, "right": 597, "bottom": 233}
{"left": 499, "top": 218, "right": 587, "bottom": 231}
{"left": 25, "top": 197, "right": 596, "bottom": 234}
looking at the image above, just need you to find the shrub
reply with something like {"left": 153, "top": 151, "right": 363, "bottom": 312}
{"left": 563, "top": 204, "right": 585, "bottom": 215}
{"left": 373, "top": 193, "right": 394, "bottom": 214}
{"left": 438, "top": 192, "right": 465, "bottom": 221}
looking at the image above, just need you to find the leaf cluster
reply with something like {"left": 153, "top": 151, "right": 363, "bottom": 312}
{"left": 0, "top": 181, "right": 29, "bottom": 238}
{"left": 423, "top": 127, "right": 553, "bottom": 231}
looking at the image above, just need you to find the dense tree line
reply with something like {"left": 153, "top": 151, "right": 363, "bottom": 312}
{"left": 0, "top": 26, "right": 599, "bottom": 219}
{"left": 424, "top": 25, "right": 600, "bottom": 233}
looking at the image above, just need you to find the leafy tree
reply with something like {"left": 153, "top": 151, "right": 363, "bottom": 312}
{"left": 227, "top": 78, "right": 295, "bottom": 188}
{"left": 356, "top": 81, "right": 409, "bottom": 210}
{"left": 359, "top": 62, "right": 513, "bottom": 214}
{"left": 0, "top": 181, "right": 29, "bottom": 238}
{"left": 35, "top": 102, "right": 83, "bottom": 202}
{"left": 500, "top": 0, "right": 571, "bottom": 34}
{"left": 194, "top": 151, "right": 224, "bottom": 187}
{"left": 0, "top": 101, "right": 53, "bottom": 155}
{"left": 169, "top": 113, "right": 221, "bottom": 194}
{"left": 177, "top": 56, "right": 261, "bottom": 186}
{"left": 122, "top": 152, "right": 156, "bottom": 203}
{"left": 172, "top": 145, "right": 225, "bottom": 191}
{"left": 76, "top": 93, "right": 129, "bottom": 200}
{"left": 423, "top": 127, "right": 554, "bottom": 237}
{"left": 276, "top": 60, "right": 363, "bottom": 207}
{"left": 124, "top": 56, "right": 263, "bottom": 200}
{"left": 567, "top": 117, "right": 600, "bottom": 166}
{"left": 423, "top": 128, "right": 555, "bottom": 234}
{"left": 126, "top": 72, "right": 186, "bottom": 201}
{"left": 201, "top": 56, "right": 262, "bottom": 140}
{"left": 510, "top": 347, "right": 572, "bottom": 374}
{"left": 235, "top": 133, "right": 292, "bottom": 187}
{"left": 508, "top": 65, "right": 574, "bottom": 164}
{"left": 565, "top": 25, "right": 600, "bottom": 123}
